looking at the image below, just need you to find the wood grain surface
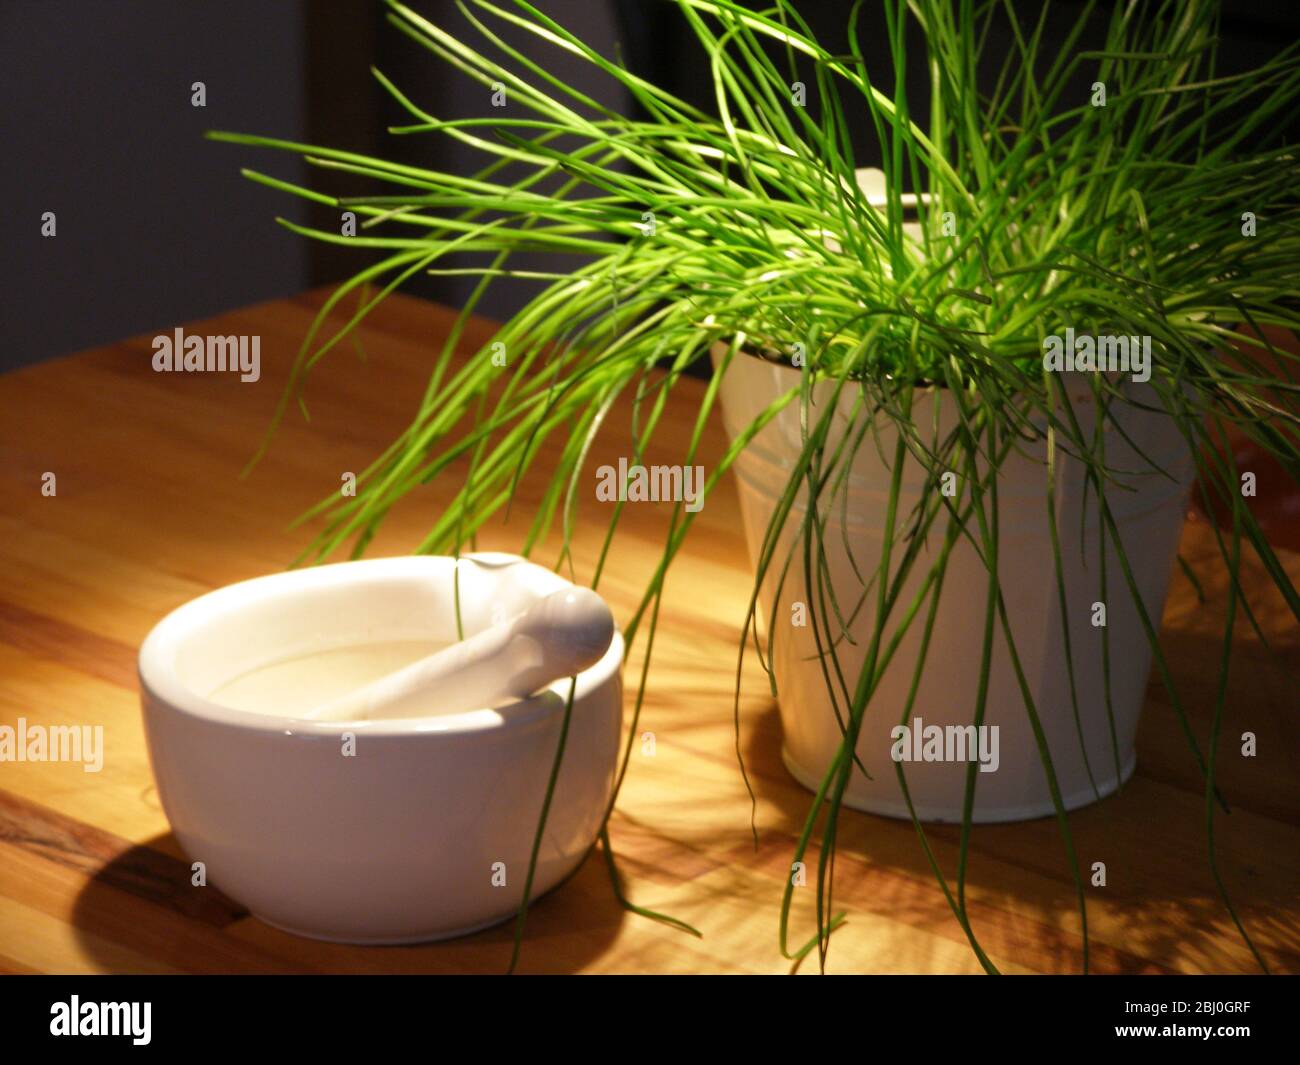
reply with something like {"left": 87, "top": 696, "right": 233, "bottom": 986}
{"left": 0, "top": 289, "right": 1295, "bottom": 974}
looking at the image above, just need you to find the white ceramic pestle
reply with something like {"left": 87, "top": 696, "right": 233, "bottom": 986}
{"left": 302, "top": 587, "right": 616, "bottom": 722}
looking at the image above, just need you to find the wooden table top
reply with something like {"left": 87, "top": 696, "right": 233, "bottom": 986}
{"left": 1, "top": 288, "right": 1296, "bottom": 974}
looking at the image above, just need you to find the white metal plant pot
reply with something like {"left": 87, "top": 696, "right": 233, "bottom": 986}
{"left": 713, "top": 349, "right": 1195, "bottom": 823}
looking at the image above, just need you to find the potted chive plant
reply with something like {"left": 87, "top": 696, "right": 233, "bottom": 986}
{"left": 711, "top": 200, "right": 1197, "bottom": 825}
{"left": 212, "top": 0, "right": 1299, "bottom": 971}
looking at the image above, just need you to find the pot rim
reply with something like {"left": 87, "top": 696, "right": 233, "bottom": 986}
{"left": 712, "top": 339, "right": 1180, "bottom": 404}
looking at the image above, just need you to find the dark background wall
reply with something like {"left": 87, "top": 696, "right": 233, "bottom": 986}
{"left": 1, "top": 0, "right": 311, "bottom": 371}
{"left": 2, "top": 1, "right": 1295, "bottom": 372}
{"left": 0, "top": 0, "right": 630, "bottom": 372}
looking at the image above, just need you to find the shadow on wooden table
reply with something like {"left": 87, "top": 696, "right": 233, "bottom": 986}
{"left": 735, "top": 659, "right": 1300, "bottom": 974}
{"left": 71, "top": 833, "right": 626, "bottom": 973}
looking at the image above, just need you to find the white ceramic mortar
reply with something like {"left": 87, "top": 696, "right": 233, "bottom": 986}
{"left": 138, "top": 553, "right": 623, "bottom": 943}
